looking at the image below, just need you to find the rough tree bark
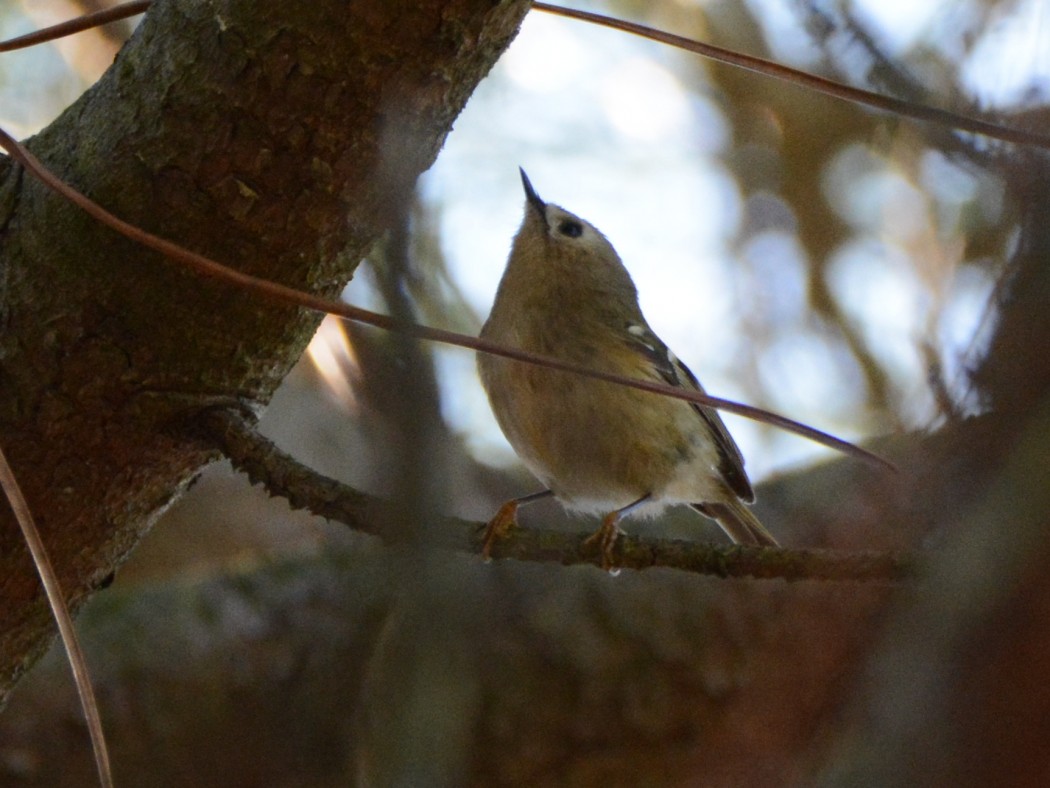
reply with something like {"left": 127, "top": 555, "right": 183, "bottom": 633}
{"left": 0, "top": 0, "right": 530, "bottom": 698}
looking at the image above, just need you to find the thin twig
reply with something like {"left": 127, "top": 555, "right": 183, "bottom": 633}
{"left": 0, "top": 124, "right": 892, "bottom": 471}
{"left": 199, "top": 408, "right": 914, "bottom": 582}
{"left": 0, "top": 447, "right": 113, "bottom": 787}
{"left": 532, "top": 2, "right": 1050, "bottom": 152}
{"left": 0, "top": 0, "right": 149, "bottom": 52}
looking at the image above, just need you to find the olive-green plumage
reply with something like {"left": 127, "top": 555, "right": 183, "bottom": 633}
{"left": 478, "top": 170, "right": 777, "bottom": 552}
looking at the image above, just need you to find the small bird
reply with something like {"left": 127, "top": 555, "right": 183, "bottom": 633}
{"left": 478, "top": 169, "right": 778, "bottom": 568}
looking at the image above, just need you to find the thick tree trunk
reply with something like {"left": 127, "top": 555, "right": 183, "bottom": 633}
{"left": 0, "top": 0, "right": 529, "bottom": 700}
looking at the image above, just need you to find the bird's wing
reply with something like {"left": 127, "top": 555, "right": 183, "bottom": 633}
{"left": 624, "top": 322, "right": 754, "bottom": 503}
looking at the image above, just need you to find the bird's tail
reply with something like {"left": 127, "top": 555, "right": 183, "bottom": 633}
{"left": 692, "top": 500, "right": 779, "bottom": 547}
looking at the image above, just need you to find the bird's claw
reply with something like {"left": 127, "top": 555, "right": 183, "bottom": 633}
{"left": 583, "top": 513, "right": 625, "bottom": 573}
{"left": 480, "top": 500, "right": 520, "bottom": 561}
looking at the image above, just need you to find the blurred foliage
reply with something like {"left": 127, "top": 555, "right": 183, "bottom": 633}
{"left": 623, "top": 0, "right": 1022, "bottom": 434}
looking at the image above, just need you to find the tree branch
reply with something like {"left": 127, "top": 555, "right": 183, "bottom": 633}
{"left": 197, "top": 408, "right": 915, "bottom": 583}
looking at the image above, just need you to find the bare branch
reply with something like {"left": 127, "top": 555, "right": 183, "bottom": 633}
{"left": 197, "top": 408, "right": 914, "bottom": 583}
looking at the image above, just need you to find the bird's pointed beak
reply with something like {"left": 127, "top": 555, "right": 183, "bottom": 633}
{"left": 519, "top": 168, "right": 547, "bottom": 223}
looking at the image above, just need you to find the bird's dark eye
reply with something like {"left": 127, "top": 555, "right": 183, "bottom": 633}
{"left": 557, "top": 220, "right": 583, "bottom": 238}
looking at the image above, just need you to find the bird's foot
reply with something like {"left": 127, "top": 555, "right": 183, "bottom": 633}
{"left": 583, "top": 513, "right": 626, "bottom": 573}
{"left": 479, "top": 500, "right": 520, "bottom": 561}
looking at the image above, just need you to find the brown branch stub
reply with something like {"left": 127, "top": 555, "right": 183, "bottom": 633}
{"left": 198, "top": 408, "right": 915, "bottom": 583}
